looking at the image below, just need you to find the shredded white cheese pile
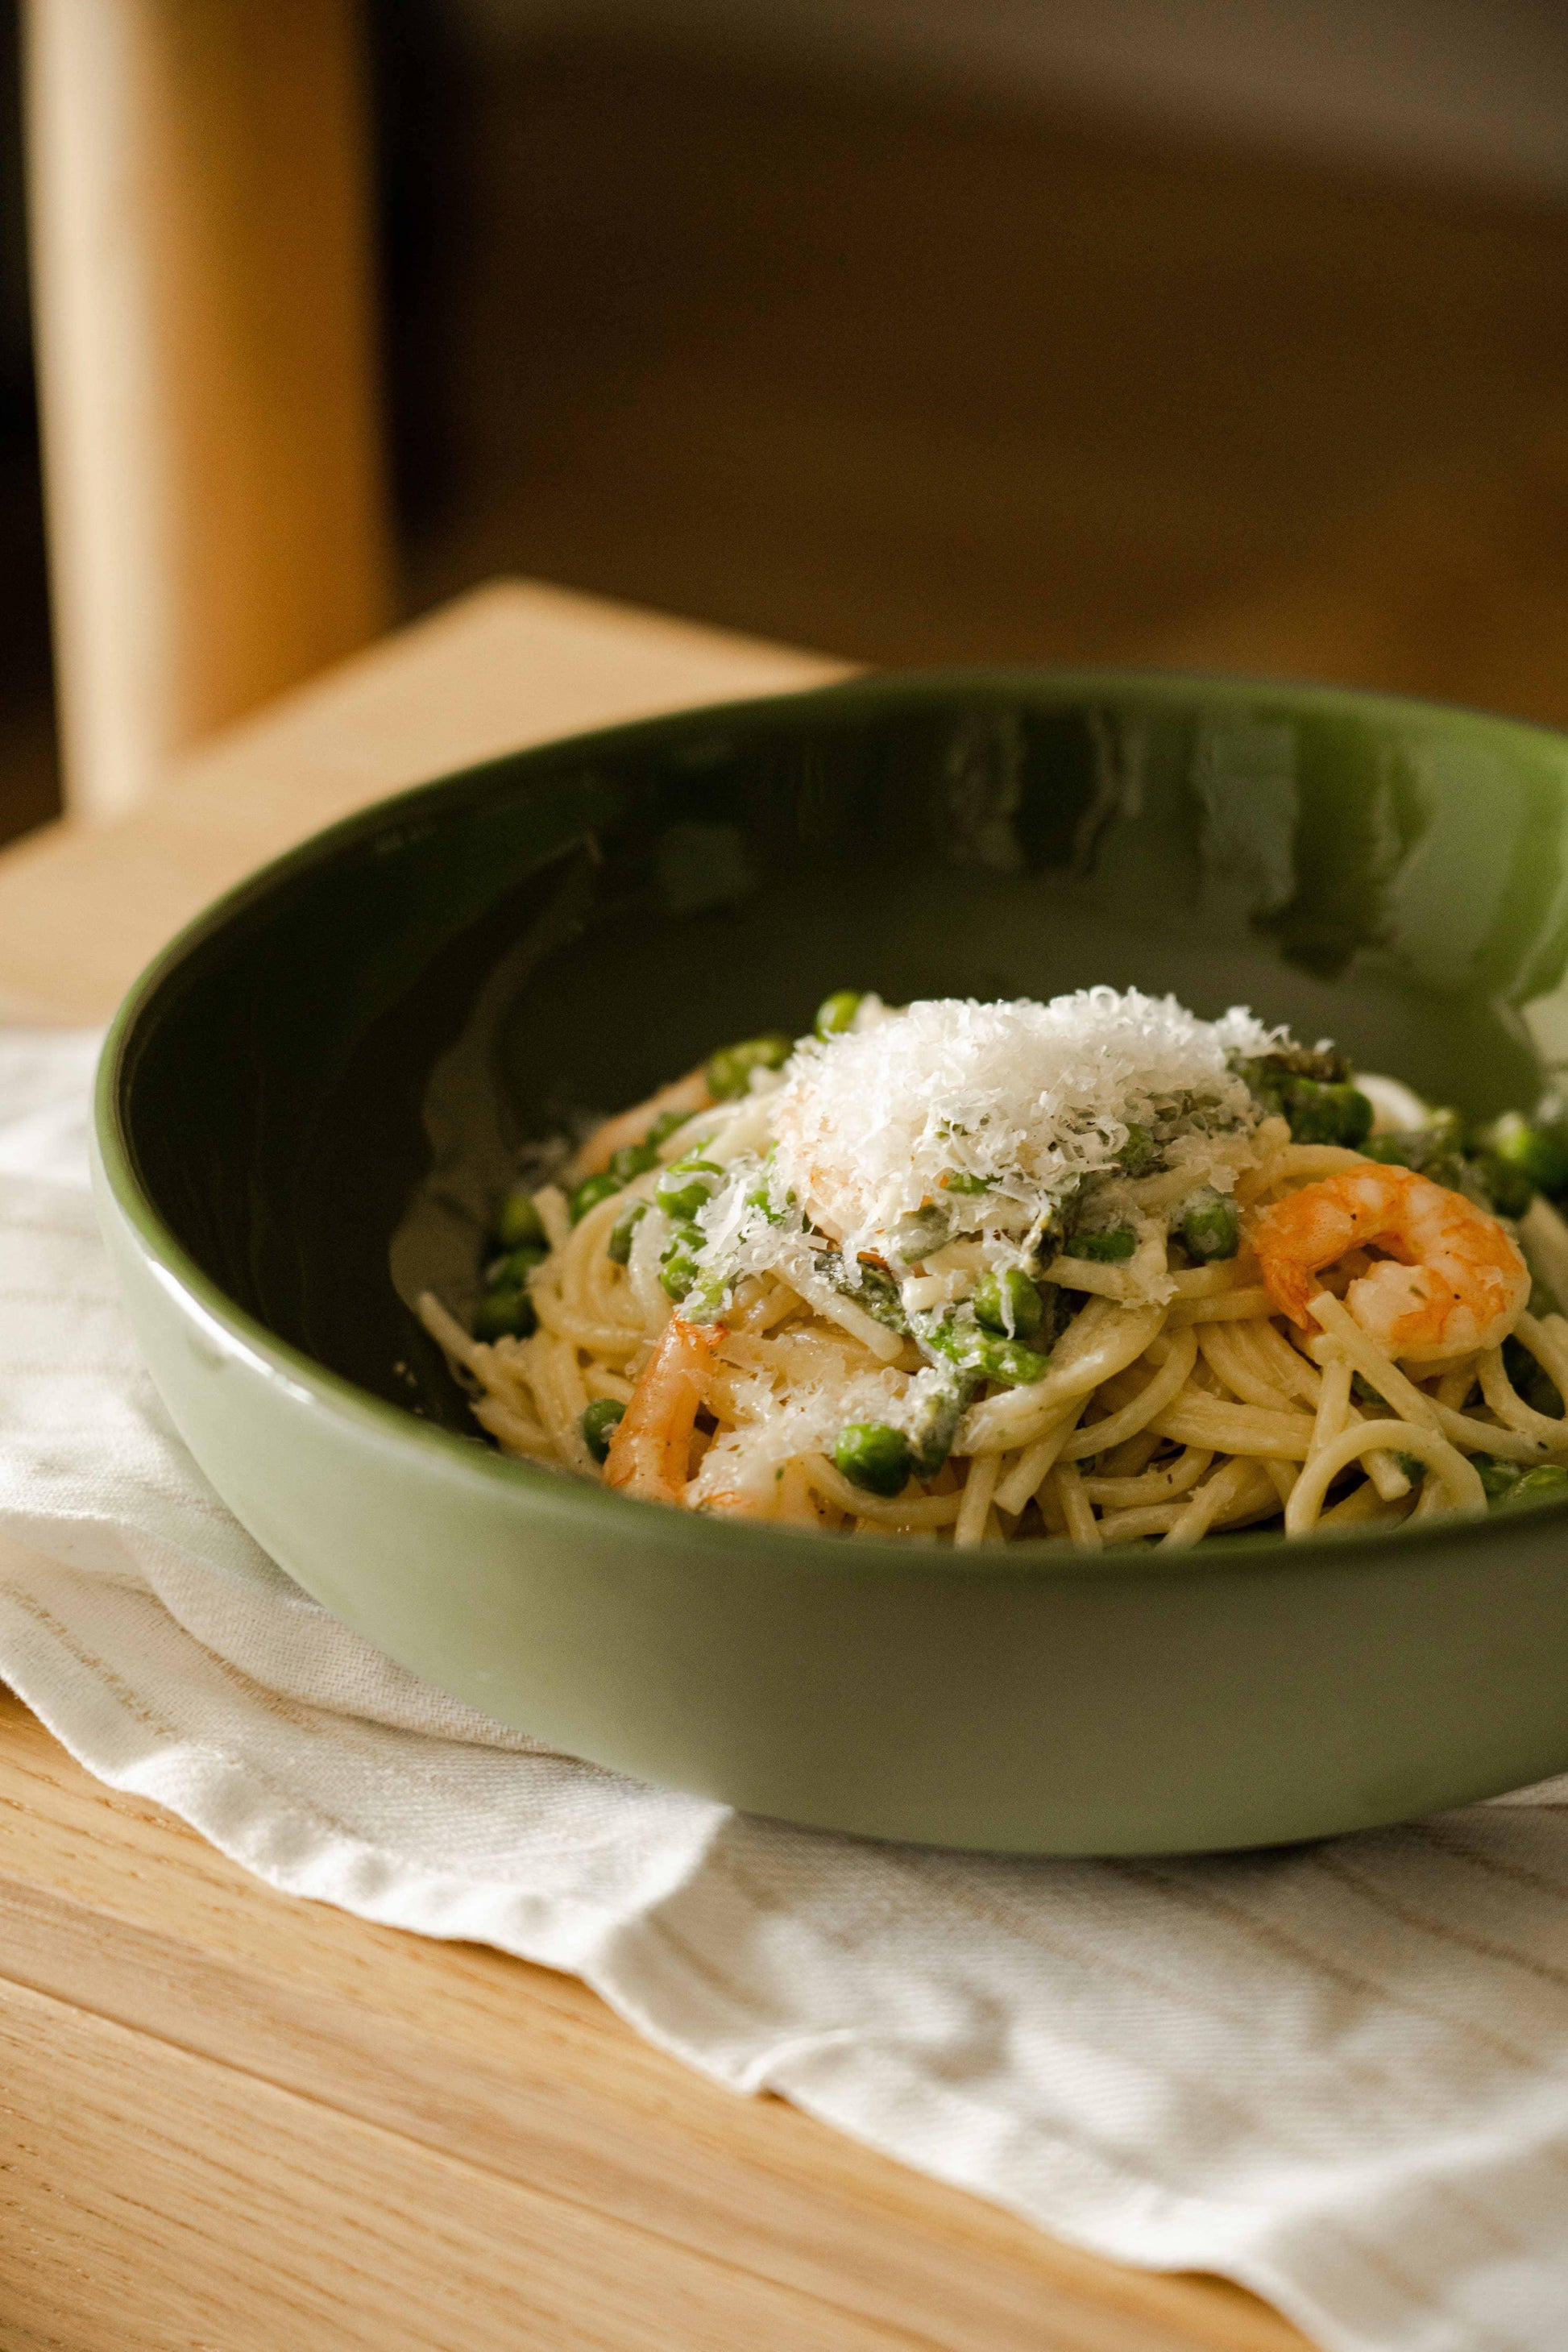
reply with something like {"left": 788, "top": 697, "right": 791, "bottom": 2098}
{"left": 768, "top": 989, "right": 1280, "bottom": 1260}
{"left": 687, "top": 1359, "right": 951, "bottom": 1509}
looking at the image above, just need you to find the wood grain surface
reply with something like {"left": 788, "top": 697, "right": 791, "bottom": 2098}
{"left": 0, "top": 1682, "right": 1300, "bottom": 2352}
{"left": 0, "top": 579, "right": 1309, "bottom": 2348}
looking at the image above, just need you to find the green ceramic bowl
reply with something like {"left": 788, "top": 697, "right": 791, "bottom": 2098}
{"left": 95, "top": 670, "right": 1568, "bottom": 1853}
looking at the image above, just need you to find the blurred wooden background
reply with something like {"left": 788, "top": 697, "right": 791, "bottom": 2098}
{"left": 2, "top": 2, "right": 1568, "bottom": 845}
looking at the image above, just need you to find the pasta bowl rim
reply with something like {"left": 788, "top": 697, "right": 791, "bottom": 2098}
{"left": 95, "top": 663, "right": 1568, "bottom": 1580}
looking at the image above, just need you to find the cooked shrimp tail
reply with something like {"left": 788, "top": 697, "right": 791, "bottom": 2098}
{"left": 605, "top": 1315, "right": 724, "bottom": 1502}
{"left": 1248, "top": 1164, "right": 1529, "bottom": 1363}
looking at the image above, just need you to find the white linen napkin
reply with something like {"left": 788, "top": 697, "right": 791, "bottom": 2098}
{"left": 2, "top": 1027, "right": 1567, "bottom": 2352}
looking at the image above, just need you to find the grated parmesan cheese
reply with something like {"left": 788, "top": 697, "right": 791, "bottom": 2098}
{"left": 766, "top": 989, "right": 1281, "bottom": 1263}
{"left": 688, "top": 1355, "right": 953, "bottom": 1508}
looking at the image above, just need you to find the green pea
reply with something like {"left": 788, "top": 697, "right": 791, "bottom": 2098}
{"left": 833, "top": 1421, "right": 912, "bottom": 1498}
{"left": 1178, "top": 1188, "right": 1239, "bottom": 1263}
{"left": 705, "top": 1032, "right": 793, "bottom": 1101}
{"left": 644, "top": 1106, "right": 691, "bottom": 1151}
{"left": 607, "top": 1201, "right": 648, "bottom": 1264}
{"left": 581, "top": 1396, "right": 626, "bottom": 1463}
{"left": 1476, "top": 1456, "right": 1522, "bottom": 1503}
{"left": 815, "top": 989, "right": 863, "bottom": 1039}
{"left": 744, "top": 1176, "right": 790, "bottom": 1227}
{"left": 1064, "top": 1225, "right": 1137, "bottom": 1263}
{"left": 921, "top": 1312, "right": 1050, "bottom": 1388}
{"left": 474, "top": 1284, "right": 537, "bottom": 1342}
{"left": 656, "top": 1157, "right": 724, "bottom": 1221}
{"left": 1284, "top": 1080, "right": 1374, "bottom": 1149}
{"left": 739, "top": 1145, "right": 792, "bottom": 1228}
{"left": 1479, "top": 1111, "right": 1568, "bottom": 1200}
{"left": 973, "top": 1268, "right": 1044, "bottom": 1341}
{"left": 1471, "top": 1151, "right": 1535, "bottom": 1221}
{"left": 1119, "top": 1122, "right": 1156, "bottom": 1174}
{"left": 658, "top": 1225, "right": 703, "bottom": 1300}
{"left": 608, "top": 1140, "right": 660, "bottom": 1184}
{"left": 570, "top": 1171, "right": 623, "bottom": 1223}
{"left": 494, "top": 1186, "right": 547, "bottom": 1250}
{"left": 682, "top": 1269, "right": 732, "bottom": 1325}
{"left": 484, "top": 1242, "right": 545, "bottom": 1288}
{"left": 1500, "top": 1464, "right": 1568, "bottom": 1509}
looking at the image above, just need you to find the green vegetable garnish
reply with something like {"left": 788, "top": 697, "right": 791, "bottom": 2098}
{"left": 890, "top": 1204, "right": 950, "bottom": 1264}
{"left": 1283, "top": 1079, "right": 1374, "bottom": 1149}
{"left": 705, "top": 1032, "right": 792, "bottom": 1101}
{"left": 608, "top": 1140, "right": 660, "bottom": 1184}
{"left": 474, "top": 1284, "right": 536, "bottom": 1342}
{"left": 814, "top": 989, "right": 863, "bottom": 1039}
{"left": 840, "top": 1258, "right": 911, "bottom": 1335}
{"left": 658, "top": 1224, "right": 704, "bottom": 1301}
{"left": 570, "top": 1171, "right": 622, "bottom": 1223}
{"left": 484, "top": 1243, "right": 545, "bottom": 1288}
{"left": 581, "top": 1397, "right": 626, "bottom": 1462}
{"left": 1064, "top": 1226, "right": 1137, "bottom": 1263}
{"left": 833, "top": 1421, "right": 912, "bottom": 1498}
{"left": 922, "top": 1311, "right": 1050, "bottom": 1388}
{"left": 494, "top": 1186, "right": 547, "bottom": 1251}
{"left": 1478, "top": 1110, "right": 1568, "bottom": 1200}
{"left": 745, "top": 1180, "right": 787, "bottom": 1226}
{"left": 655, "top": 1157, "right": 724, "bottom": 1222}
{"left": 1470, "top": 1151, "right": 1535, "bottom": 1219}
{"left": 906, "top": 1371, "right": 976, "bottom": 1477}
{"left": 973, "top": 1334, "right": 1052, "bottom": 1386}
{"left": 606, "top": 1201, "right": 648, "bottom": 1264}
{"left": 1476, "top": 1456, "right": 1521, "bottom": 1503}
{"left": 1500, "top": 1465, "right": 1568, "bottom": 1508}
{"left": 1240, "top": 1052, "right": 1371, "bottom": 1148}
{"left": 1177, "top": 1188, "right": 1239, "bottom": 1263}
{"left": 972, "top": 1268, "right": 1045, "bottom": 1341}
{"left": 645, "top": 1105, "right": 694, "bottom": 1151}
{"left": 1242, "top": 1045, "right": 1350, "bottom": 1109}
{"left": 652, "top": 1221, "right": 729, "bottom": 1319}
{"left": 1363, "top": 1129, "right": 1465, "bottom": 1191}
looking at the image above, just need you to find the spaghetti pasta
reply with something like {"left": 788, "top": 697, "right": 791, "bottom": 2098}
{"left": 421, "top": 987, "right": 1568, "bottom": 1546}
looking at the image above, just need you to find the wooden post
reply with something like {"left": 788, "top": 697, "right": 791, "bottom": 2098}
{"left": 22, "top": 0, "right": 392, "bottom": 822}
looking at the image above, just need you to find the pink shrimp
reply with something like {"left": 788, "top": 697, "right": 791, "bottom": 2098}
{"left": 564, "top": 1067, "right": 711, "bottom": 1184}
{"left": 1248, "top": 1163, "right": 1529, "bottom": 1364}
{"left": 604, "top": 1315, "right": 724, "bottom": 1504}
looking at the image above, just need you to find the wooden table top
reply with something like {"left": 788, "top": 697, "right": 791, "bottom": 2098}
{"left": 0, "top": 579, "right": 1309, "bottom": 2351}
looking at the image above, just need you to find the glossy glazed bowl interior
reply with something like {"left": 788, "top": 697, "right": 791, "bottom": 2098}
{"left": 97, "top": 671, "right": 1568, "bottom": 1852}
